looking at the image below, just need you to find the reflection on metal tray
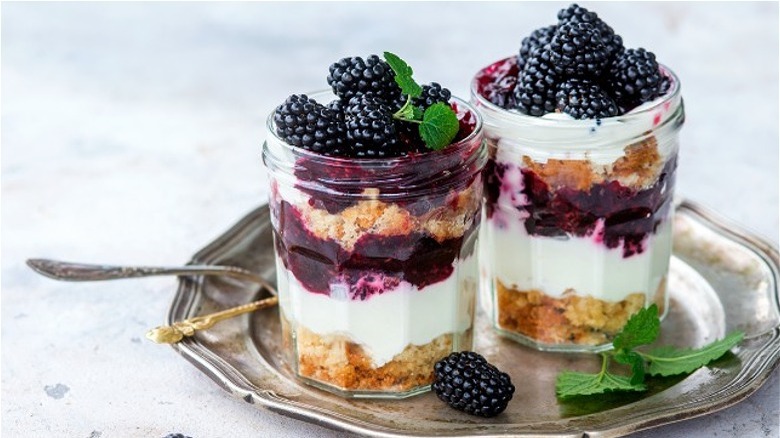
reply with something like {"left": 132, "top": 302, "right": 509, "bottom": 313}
{"left": 166, "top": 200, "right": 780, "bottom": 437}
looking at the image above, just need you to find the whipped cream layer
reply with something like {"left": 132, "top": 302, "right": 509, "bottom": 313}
{"left": 492, "top": 94, "right": 679, "bottom": 167}
{"left": 276, "top": 254, "right": 477, "bottom": 367}
{"left": 484, "top": 214, "right": 672, "bottom": 302}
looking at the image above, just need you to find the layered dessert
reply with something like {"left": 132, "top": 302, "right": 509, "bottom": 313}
{"left": 263, "top": 53, "right": 486, "bottom": 396}
{"left": 472, "top": 4, "right": 684, "bottom": 350}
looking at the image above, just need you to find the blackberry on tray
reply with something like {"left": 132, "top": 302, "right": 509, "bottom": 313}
{"left": 432, "top": 352, "right": 515, "bottom": 417}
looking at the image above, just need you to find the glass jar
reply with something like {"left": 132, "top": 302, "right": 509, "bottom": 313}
{"left": 472, "top": 57, "right": 685, "bottom": 352}
{"left": 262, "top": 91, "right": 486, "bottom": 397}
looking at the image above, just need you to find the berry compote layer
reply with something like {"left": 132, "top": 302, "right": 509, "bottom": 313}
{"left": 472, "top": 57, "right": 684, "bottom": 351}
{"left": 264, "top": 93, "right": 486, "bottom": 396}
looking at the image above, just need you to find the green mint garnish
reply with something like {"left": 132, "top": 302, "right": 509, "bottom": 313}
{"left": 383, "top": 52, "right": 459, "bottom": 150}
{"left": 613, "top": 350, "right": 646, "bottom": 385}
{"left": 394, "top": 95, "right": 417, "bottom": 120}
{"left": 555, "top": 304, "right": 744, "bottom": 399}
{"left": 556, "top": 354, "right": 645, "bottom": 399}
{"left": 642, "top": 331, "right": 745, "bottom": 376}
{"left": 419, "top": 103, "right": 460, "bottom": 150}
{"left": 383, "top": 52, "right": 422, "bottom": 98}
{"left": 411, "top": 105, "right": 424, "bottom": 121}
{"left": 612, "top": 303, "right": 660, "bottom": 351}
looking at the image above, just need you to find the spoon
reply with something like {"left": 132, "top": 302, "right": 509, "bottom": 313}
{"left": 26, "top": 258, "right": 275, "bottom": 294}
{"left": 26, "top": 258, "right": 279, "bottom": 344}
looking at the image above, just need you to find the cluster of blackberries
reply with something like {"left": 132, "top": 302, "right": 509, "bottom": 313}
{"left": 432, "top": 351, "right": 515, "bottom": 417}
{"left": 274, "top": 55, "right": 452, "bottom": 158}
{"left": 512, "top": 4, "right": 667, "bottom": 119}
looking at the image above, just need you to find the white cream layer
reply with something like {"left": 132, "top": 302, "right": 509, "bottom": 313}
{"left": 492, "top": 92, "right": 680, "bottom": 166}
{"left": 483, "top": 215, "right": 672, "bottom": 302}
{"left": 276, "top": 255, "right": 476, "bottom": 367}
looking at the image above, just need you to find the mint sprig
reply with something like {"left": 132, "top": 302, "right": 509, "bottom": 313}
{"left": 556, "top": 304, "right": 744, "bottom": 399}
{"left": 556, "top": 354, "right": 645, "bottom": 398}
{"left": 383, "top": 52, "right": 422, "bottom": 98}
{"left": 642, "top": 331, "right": 745, "bottom": 376}
{"left": 383, "top": 52, "right": 459, "bottom": 150}
{"left": 419, "top": 103, "right": 460, "bottom": 150}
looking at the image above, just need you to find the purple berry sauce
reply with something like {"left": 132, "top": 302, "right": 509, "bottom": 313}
{"left": 484, "top": 155, "right": 676, "bottom": 258}
{"left": 274, "top": 200, "right": 478, "bottom": 298}
{"left": 473, "top": 57, "right": 520, "bottom": 108}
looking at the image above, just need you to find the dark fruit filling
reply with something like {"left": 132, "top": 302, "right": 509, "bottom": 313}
{"left": 484, "top": 156, "right": 676, "bottom": 258}
{"left": 274, "top": 201, "right": 478, "bottom": 298}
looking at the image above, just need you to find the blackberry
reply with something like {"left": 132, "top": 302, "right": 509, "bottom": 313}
{"left": 607, "top": 48, "right": 662, "bottom": 109}
{"left": 518, "top": 25, "right": 557, "bottom": 71}
{"left": 547, "top": 21, "right": 609, "bottom": 78}
{"left": 432, "top": 351, "right": 515, "bottom": 418}
{"left": 558, "top": 4, "right": 624, "bottom": 61}
{"left": 414, "top": 82, "right": 452, "bottom": 108}
{"left": 555, "top": 78, "right": 619, "bottom": 119}
{"left": 327, "top": 55, "right": 402, "bottom": 102}
{"left": 344, "top": 95, "right": 404, "bottom": 158}
{"left": 273, "top": 94, "right": 346, "bottom": 154}
{"left": 513, "top": 46, "right": 559, "bottom": 116}
{"left": 327, "top": 98, "right": 344, "bottom": 116}
{"left": 393, "top": 115, "right": 425, "bottom": 153}
{"left": 390, "top": 82, "right": 452, "bottom": 112}
{"left": 658, "top": 75, "right": 672, "bottom": 96}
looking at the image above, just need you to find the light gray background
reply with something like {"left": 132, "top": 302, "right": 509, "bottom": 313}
{"left": 3, "top": 2, "right": 778, "bottom": 437}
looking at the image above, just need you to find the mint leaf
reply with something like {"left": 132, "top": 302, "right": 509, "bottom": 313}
{"left": 411, "top": 105, "right": 424, "bottom": 121}
{"left": 383, "top": 52, "right": 422, "bottom": 98}
{"left": 419, "top": 102, "right": 459, "bottom": 150}
{"left": 556, "top": 353, "right": 646, "bottom": 398}
{"left": 614, "top": 350, "right": 646, "bottom": 385}
{"left": 641, "top": 331, "right": 744, "bottom": 376}
{"left": 556, "top": 370, "right": 645, "bottom": 398}
{"left": 613, "top": 304, "right": 660, "bottom": 351}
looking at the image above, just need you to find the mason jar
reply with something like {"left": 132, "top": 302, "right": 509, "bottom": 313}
{"left": 472, "top": 57, "right": 684, "bottom": 352}
{"left": 262, "top": 91, "right": 486, "bottom": 397}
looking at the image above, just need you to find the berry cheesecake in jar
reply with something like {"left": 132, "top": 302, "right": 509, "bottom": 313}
{"left": 472, "top": 4, "right": 684, "bottom": 352}
{"left": 263, "top": 53, "right": 486, "bottom": 397}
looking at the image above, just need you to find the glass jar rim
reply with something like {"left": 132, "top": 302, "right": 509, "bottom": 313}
{"left": 264, "top": 90, "right": 484, "bottom": 167}
{"left": 470, "top": 56, "right": 682, "bottom": 128}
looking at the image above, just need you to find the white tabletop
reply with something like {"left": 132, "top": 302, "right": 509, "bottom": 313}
{"left": 3, "top": 2, "right": 778, "bottom": 437}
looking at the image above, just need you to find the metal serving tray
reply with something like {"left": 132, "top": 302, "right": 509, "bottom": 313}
{"left": 166, "top": 200, "right": 779, "bottom": 437}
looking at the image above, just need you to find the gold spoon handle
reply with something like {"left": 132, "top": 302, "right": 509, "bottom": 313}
{"left": 146, "top": 296, "right": 279, "bottom": 344}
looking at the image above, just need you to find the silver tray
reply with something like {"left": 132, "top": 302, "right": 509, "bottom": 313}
{"left": 167, "top": 200, "right": 780, "bottom": 437}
